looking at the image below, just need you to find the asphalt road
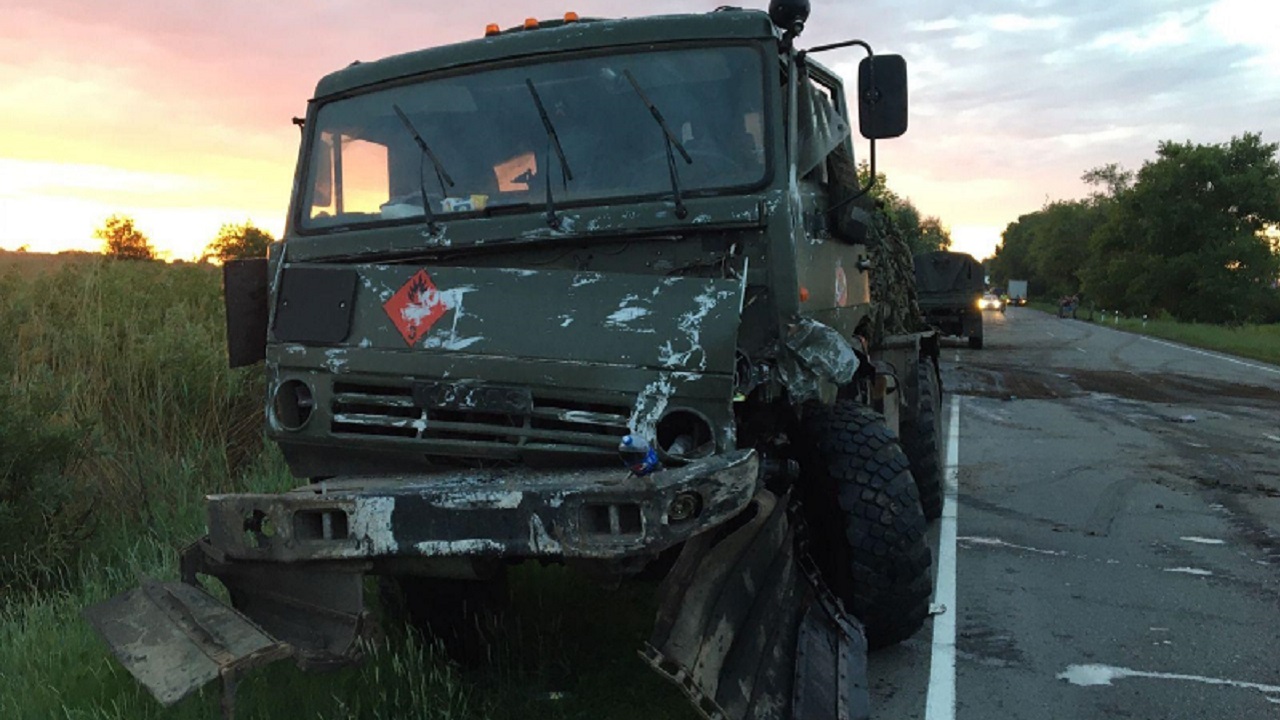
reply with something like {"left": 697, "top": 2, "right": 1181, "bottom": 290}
{"left": 870, "top": 307, "right": 1280, "bottom": 719}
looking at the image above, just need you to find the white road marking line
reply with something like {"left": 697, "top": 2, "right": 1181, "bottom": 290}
{"left": 1058, "top": 663, "right": 1280, "bottom": 698}
{"left": 925, "top": 395, "right": 961, "bottom": 720}
{"left": 1180, "top": 536, "right": 1226, "bottom": 545}
{"left": 956, "top": 540, "right": 1196, "bottom": 573}
{"left": 1047, "top": 331, "right": 1056, "bottom": 338}
{"left": 1139, "top": 336, "right": 1280, "bottom": 376}
{"left": 1163, "top": 567, "right": 1213, "bottom": 576}
{"left": 958, "top": 536, "right": 1068, "bottom": 556}
{"left": 1076, "top": 347, "right": 1087, "bottom": 353}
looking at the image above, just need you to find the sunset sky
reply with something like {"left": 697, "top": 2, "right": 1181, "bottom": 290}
{"left": 2, "top": 0, "right": 1277, "bottom": 261}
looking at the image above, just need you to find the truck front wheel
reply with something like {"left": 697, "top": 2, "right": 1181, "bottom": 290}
{"left": 901, "top": 360, "right": 944, "bottom": 521}
{"left": 799, "top": 401, "right": 933, "bottom": 649}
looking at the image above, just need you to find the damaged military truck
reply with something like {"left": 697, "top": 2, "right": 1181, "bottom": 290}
{"left": 87, "top": 3, "right": 942, "bottom": 719}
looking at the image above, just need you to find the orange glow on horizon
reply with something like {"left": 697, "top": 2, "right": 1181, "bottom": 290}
{"left": 0, "top": 158, "right": 288, "bottom": 260}
{"left": 0, "top": 2, "right": 1058, "bottom": 264}
{"left": 0, "top": 4, "right": 303, "bottom": 260}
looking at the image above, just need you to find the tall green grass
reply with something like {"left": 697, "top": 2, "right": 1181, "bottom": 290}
{"left": 0, "top": 257, "right": 695, "bottom": 718}
{"left": 0, "top": 532, "right": 476, "bottom": 720}
{"left": 0, "top": 259, "right": 262, "bottom": 584}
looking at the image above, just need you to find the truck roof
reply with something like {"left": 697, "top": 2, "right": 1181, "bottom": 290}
{"left": 313, "top": 9, "right": 777, "bottom": 100}
{"left": 913, "top": 251, "right": 985, "bottom": 295}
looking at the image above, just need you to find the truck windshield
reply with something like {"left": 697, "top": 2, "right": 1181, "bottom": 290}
{"left": 299, "top": 45, "right": 768, "bottom": 231}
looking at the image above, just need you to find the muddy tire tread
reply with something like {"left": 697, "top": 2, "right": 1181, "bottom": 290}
{"left": 802, "top": 402, "right": 933, "bottom": 649}
{"left": 901, "top": 361, "right": 944, "bottom": 521}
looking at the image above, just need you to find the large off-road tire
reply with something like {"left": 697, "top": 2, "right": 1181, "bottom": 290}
{"left": 901, "top": 359, "right": 944, "bottom": 521}
{"left": 380, "top": 573, "right": 508, "bottom": 665}
{"left": 799, "top": 401, "right": 933, "bottom": 649}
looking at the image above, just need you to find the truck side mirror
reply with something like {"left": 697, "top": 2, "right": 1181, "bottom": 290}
{"left": 857, "top": 55, "right": 907, "bottom": 139}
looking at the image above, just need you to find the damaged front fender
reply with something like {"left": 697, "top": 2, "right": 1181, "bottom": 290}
{"left": 778, "top": 317, "right": 861, "bottom": 405}
{"left": 645, "top": 490, "right": 869, "bottom": 720}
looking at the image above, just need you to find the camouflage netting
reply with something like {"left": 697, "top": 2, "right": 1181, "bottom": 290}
{"left": 827, "top": 147, "right": 923, "bottom": 344}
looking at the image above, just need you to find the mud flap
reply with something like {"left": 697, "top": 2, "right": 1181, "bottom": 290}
{"left": 644, "top": 490, "right": 870, "bottom": 720}
{"left": 84, "top": 579, "right": 290, "bottom": 710}
{"left": 85, "top": 541, "right": 367, "bottom": 715}
{"left": 182, "top": 541, "right": 368, "bottom": 670}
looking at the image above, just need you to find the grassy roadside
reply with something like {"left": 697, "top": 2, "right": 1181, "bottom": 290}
{"left": 0, "top": 257, "right": 695, "bottom": 719}
{"left": 1, "top": 528, "right": 692, "bottom": 720}
{"left": 1025, "top": 302, "right": 1280, "bottom": 366}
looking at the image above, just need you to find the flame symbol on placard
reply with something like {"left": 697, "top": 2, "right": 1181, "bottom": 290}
{"left": 407, "top": 276, "right": 430, "bottom": 303}
{"left": 384, "top": 269, "right": 450, "bottom": 347}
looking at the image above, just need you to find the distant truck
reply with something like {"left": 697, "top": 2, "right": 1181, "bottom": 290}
{"left": 1007, "top": 279, "right": 1028, "bottom": 306}
{"left": 915, "top": 250, "right": 986, "bottom": 348}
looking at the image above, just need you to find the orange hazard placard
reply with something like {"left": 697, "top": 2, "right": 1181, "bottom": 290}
{"left": 383, "top": 270, "right": 449, "bottom": 346}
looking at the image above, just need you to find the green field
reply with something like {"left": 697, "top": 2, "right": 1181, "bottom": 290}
{"left": 1027, "top": 300, "right": 1280, "bottom": 366}
{"left": 0, "top": 256, "right": 696, "bottom": 719}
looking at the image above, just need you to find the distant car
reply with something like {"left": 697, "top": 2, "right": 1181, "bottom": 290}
{"left": 979, "top": 293, "right": 1005, "bottom": 312}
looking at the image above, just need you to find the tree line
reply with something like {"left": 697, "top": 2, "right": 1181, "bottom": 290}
{"left": 94, "top": 215, "right": 274, "bottom": 263}
{"left": 989, "top": 132, "right": 1280, "bottom": 324}
{"left": 858, "top": 161, "right": 953, "bottom": 256}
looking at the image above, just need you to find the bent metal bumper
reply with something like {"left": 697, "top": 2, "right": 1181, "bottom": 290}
{"left": 85, "top": 451, "right": 759, "bottom": 714}
{"left": 208, "top": 449, "right": 759, "bottom": 563}
{"left": 85, "top": 454, "right": 873, "bottom": 720}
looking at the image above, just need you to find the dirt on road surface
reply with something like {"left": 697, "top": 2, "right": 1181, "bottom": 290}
{"left": 869, "top": 307, "right": 1280, "bottom": 720}
{"left": 955, "top": 364, "right": 1280, "bottom": 407}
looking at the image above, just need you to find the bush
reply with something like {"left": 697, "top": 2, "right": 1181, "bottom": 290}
{"left": 0, "top": 259, "right": 264, "bottom": 590}
{"left": 204, "top": 221, "right": 275, "bottom": 262}
{"left": 95, "top": 215, "right": 157, "bottom": 261}
{"left": 0, "top": 384, "right": 88, "bottom": 589}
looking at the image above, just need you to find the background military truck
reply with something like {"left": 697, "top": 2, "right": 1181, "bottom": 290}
{"left": 915, "top": 249, "right": 987, "bottom": 348}
{"left": 88, "top": 3, "right": 942, "bottom": 718}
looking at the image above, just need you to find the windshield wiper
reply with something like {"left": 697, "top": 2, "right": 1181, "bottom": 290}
{"left": 392, "top": 103, "right": 455, "bottom": 233}
{"left": 524, "top": 79, "right": 573, "bottom": 229}
{"left": 623, "top": 69, "right": 693, "bottom": 220}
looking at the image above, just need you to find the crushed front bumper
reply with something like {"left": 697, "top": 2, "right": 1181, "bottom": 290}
{"left": 207, "top": 449, "right": 759, "bottom": 564}
{"left": 86, "top": 457, "right": 875, "bottom": 720}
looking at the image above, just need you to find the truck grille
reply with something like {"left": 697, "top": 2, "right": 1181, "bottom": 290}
{"left": 329, "top": 381, "right": 630, "bottom": 458}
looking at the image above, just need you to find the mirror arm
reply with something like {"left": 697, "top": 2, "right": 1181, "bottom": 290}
{"left": 797, "top": 39, "right": 873, "bottom": 65}
{"left": 798, "top": 39, "right": 880, "bottom": 214}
